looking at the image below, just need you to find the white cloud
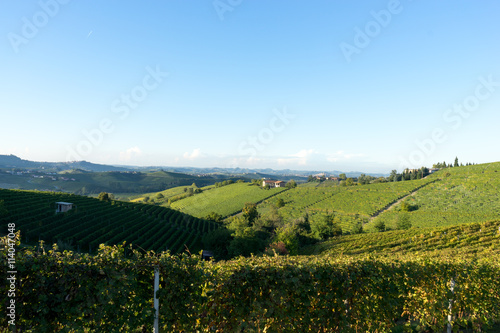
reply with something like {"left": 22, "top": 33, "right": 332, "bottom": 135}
{"left": 183, "top": 148, "right": 202, "bottom": 160}
{"left": 119, "top": 146, "right": 142, "bottom": 161}
{"left": 276, "top": 149, "right": 317, "bottom": 166}
{"left": 326, "top": 150, "right": 364, "bottom": 162}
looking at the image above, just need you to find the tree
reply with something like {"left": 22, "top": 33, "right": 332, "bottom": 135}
{"left": 346, "top": 178, "right": 355, "bottom": 186}
{"left": 396, "top": 213, "right": 412, "bottom": 230}
{"left": 296, "top": 212, "right": 311, "bottom": 233}
{"left": 400, "top": 200, "right": 418, "bottom": 212}
{"left": 311, "top": 213, "right": 342, "bottom": 240}
{"left": 156, "top": 193, "right": 164, "bottom": 200}
{"left": 275, "top": 225, "right": 300, "bottom": 255}
{"left": 242, "top": 202, "right": 259, "bottom": 225}
{"left": 374, "top": 220, "right": 386, "bottom": 232}
{"left": 276, "top": 198, "right": 285, "bottom": 208}
{"left": 389, "top": 170, "right": 398, "bottom": 182}
{"left": 98, "top": 192, "right": 110, "bottom": 201}
{"left": 454, "top": 157, "right": 459, "bottom": 167}
{"left": 339, "top": 173, "right": 347, "bottom": 181}
{"left": 228, "top": 236, "right": 265, "bottom": 258}
{"left": 264, "top": 241, "right": 289, "bottom": 256}
{"left": 202, "top": 228, "right": 233, "bottom": 260}
{"left": 205, "top": 212, "right": 223, "bottom": 223}
{"left": 286, "top": 179, "right": 297, "bottom": 189}
{"left": 352, "top": 222, "right": 363, "bottom": 234}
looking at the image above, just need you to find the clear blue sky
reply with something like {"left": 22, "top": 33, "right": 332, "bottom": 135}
{"left": 1, "top": 1, "right": 499, "bottom": 173}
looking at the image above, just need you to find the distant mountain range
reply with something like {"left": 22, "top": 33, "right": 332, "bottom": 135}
{"left": 0, "top": 154, "right": 388, "bottom": 178}
{"left": 0, "top": 155, "right": 132, "bottom": 172}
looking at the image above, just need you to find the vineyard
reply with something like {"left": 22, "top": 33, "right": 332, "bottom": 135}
{"left": 1, "top": 234, "right": 499, "bottom": 332}
{"left": 169, "top": 182, "right": 287, "bottom": 218}
{"left": 126, "top": 184, "right": 215, "bottom": 203}
{"left": 0, "top": 189, "right": 219, "bottom": 254}
{"left": 302, "top": 220, "right": 500, "bottom": 259}
{"left": 258, "top": 178, "right": 434, "bottom": 233}
{"left": 368, "top": 162, "right": 500, "bottom": 230}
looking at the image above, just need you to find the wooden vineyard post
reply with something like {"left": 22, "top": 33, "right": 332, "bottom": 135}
{"left": 153, "top": 267, "right": 160, "bottom": 333}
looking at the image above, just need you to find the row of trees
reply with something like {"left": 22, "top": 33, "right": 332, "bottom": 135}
{"left": 433, "top": 157, "right": 474, "bottom": 169}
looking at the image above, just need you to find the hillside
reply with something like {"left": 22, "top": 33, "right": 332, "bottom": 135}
{"left": 0, "top": 189, "right": 219, "bottom": 253}
{"left": 256, "top": 178, "right": 434, "bottom": 233}
{"left": 2, "top": 163, "right": 500, "bottom": 331}
{"left": 366, "top": 162, "right": 500, "bottom": 231}
{"left": 169, "top": 182, "right": 287, "bottom": 218}
{"left": 0, "top": 168, "right": 224, "bottom": 194}
{"left": 0, "top": 154, "right": 132, "bottom": 172}
{"left": 302, "top": 219, "right": 500, "bottom": 258}
{"left": 125, "top": 184, "right": 216, "bottom": 203}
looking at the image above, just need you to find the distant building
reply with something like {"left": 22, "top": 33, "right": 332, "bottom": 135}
{"left": 429, "top": 168, "right": 439, "bottom": 174}
{"left": 55, "top": 202, "right": 74, "bottom": 213}
{"left": 262, "top": 180, "right": 286, "bottom": 188}
{"left": 328, "top": 177, "right": 339, "bottom": 181}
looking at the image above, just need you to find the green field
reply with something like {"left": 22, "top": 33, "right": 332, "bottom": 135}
{"left": 0, "top": 189, "right": 218, "bottom": 254}
{"left": 366, "top": 162, "right": 500, "bottom": 231}
{"left": 170, "top": 182, "right": 287, "bottom": 218}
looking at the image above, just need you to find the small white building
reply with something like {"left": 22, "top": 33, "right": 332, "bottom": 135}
{"left": 262, "top": 180, "right": 286, "bottom": 188}
{"left": 55, "top": 202, "right": 74, "bottom": 213}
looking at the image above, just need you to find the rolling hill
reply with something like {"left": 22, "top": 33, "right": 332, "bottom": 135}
{"left": 169, "top": 182, "right": 287, "bottom": 218}
{"left": 366, "top": 162, "right": 500, "bottom": 231}
{"left": 0, "top": 189, "right": 219, "bottom": 254}
{"left": 0, "top": 168, "right": 226, "bottom": 194}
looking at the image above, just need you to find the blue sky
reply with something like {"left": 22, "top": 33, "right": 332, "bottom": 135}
{"left": 1, "top": 1, "right": 499, "bottom": 173}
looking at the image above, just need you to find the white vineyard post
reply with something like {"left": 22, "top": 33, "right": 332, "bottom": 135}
{"left": 447, "top": 278, "right": 455, "bottom": 333}
{"left": 153, "top": 267, "right": 160, "bottom": 333}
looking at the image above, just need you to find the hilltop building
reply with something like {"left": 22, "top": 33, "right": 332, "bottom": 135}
{"left": 262, "top": 180, "right": 286, "bottom": 188}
